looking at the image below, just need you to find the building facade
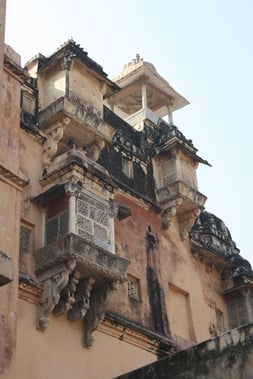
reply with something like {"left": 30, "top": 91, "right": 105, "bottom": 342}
{"left": 1, "top": 7, "right": 253, "bottom": 377}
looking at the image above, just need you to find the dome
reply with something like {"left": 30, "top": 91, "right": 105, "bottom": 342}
{"left": 191, "top": 211, "right": 239, "bottom": 256}
{"left": 114, "top": 54, "right": 157, "bottom": 82}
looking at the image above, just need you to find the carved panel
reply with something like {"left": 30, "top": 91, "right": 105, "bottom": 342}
{"left": 127, "top": 275, "right": 141, "bottom": 302}
{"left": 179, "top": 159, "right": 197, "bottom": 189}
{"left": 20, "top": 226, "right": 31, "bottom": 253}
{"left": 160, "top": 157, "right": 177, "bottom": 187}
{"left": 77, "top": 194, "right": 112, "bottom": 251}
{"left": 35, "top": 234, "right": 129, "bottom": 283}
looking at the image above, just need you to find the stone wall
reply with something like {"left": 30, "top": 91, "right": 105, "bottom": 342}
{"left": 115, "top": 323, "right": 253, "bottom": 379}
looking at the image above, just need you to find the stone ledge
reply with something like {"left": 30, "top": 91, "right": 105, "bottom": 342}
{"left": 115, "top": 323, "right": 253, "bottom": 379}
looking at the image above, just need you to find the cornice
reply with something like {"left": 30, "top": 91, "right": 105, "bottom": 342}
{"left": 0, "top": 162, "right": 29, "bottom": 190}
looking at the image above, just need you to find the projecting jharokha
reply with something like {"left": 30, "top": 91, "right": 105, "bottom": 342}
{"left": 0, "top": 30, "right": 253, "bottom": 379}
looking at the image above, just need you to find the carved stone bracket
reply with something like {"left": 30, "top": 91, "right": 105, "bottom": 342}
{"left": 83, "top": 281, "right": 118, "bottom": 348}
{"left": 67, "top": 277, "right": 95, "bottom": 322}
{"left": 37, "top": 256, "right": 76, "bottom": 330}
{"left": 42, "top": 118, "right": 70, "bottom": 169}
{"left": 161, "top": 198, "right": 183, "bottom": 229}
{"left": 53, "top": 271, "right": 81, "bottom": 316}
{"left": 179, "top": 208, "right": 200, "bottom": 240}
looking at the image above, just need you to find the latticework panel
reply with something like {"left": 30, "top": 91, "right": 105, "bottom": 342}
{"left": 20, "top": 226, "right": 31, "bottom": 253}
{"left": 180, "top": 159, "right": 197, "bottom": 188}
{"left": 127, "top": 276, "right": 140, "bottom": 301}
{"left": 160, "top": 157, "right": 177, "bottom": 187}
{"left": 77, "top": 194, "right": 111, "bottom": 251}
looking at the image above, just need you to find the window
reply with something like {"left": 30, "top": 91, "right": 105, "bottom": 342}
{"left": 127, "top": 275, "right": 141, "bottom": 301}
{"left": 215, "top": 308, "right": 225, "bottom": 333}
{"left": 20, "top": 226, "right": 31, "bottom": 254}
{"left": 227, "top": 295, "right": 248, "bottom": 329}
{"left": 76, "top": 193, "right": 112, "bottom": 251}
{"left": 19, "top": 223, "right": 33, "bottom": 272}
{"left": 45, "top": 211, "right": 69, "bottom": 245}
{"left": 159, "top": 156, "right": 176, "bottom": 187}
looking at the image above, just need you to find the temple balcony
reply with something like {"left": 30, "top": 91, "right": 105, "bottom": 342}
{"left": 152, "top": 144, "right": 207, "bottom": 238}
{"left": 156, "top": 180, "right": 206, "bottom": 211}
{"left": 38, "top": 95, "right": 116, "bottom": 170}
{"left": 34, "top": 148, "right": 130, "bottom": 347}
{"left": 34, "top": 233, "right": 129, "bottom": 347}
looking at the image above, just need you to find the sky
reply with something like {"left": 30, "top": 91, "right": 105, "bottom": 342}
{"left": 5, "top": 0, "right": 253, "bottom": 265}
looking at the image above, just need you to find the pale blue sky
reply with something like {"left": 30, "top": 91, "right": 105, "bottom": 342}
{"left": 5, "top": 0, "right": 253, "bottom": 265}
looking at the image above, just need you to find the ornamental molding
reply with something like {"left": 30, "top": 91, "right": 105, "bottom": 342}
{"left": 0, "top": 162, "right": 29, "bottom": 190}
{"left": 18, "top": 281, "right": 43, "bottom": 304}
{"left": 100, "top": 313, "right": 178, "bottom": 357}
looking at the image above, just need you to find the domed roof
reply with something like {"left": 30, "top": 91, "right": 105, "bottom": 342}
{"left": 191, "top": 211, "right": 239, "bottom": 255}
{"left": 114, "top": 54, "right": 157, "bottom": 82}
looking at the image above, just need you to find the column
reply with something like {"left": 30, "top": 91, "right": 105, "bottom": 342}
{"left": 167, "top": 104, "right": 173, "bottom": 124}
{"left": 41, "top": 208, "right": 47, "bottom": 247}
{"left": 69, "top": 193, "right": 76, "bottom": 234}
{"left": 141, "top": 83, "right": 147, "bottom": 109}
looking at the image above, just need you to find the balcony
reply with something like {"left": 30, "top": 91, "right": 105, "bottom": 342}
{"left": 156, "top": 180, "right": 206, "bottom": 213}
{"left": 38, "top": 95, "right": 116, "bottom": 163}
{"left": 221, "top": 273, "right": 253, "bottom": 295}
{"left": 35, "top": 233, "right": 129, "bottom": 347}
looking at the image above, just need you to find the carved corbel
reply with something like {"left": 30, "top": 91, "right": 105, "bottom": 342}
{"left": 179, "top": 208, "right": 200, "bottom": 240}
{"left": 53, "top": 271, "right": 81, "bottom": 316}
{"left": 162, "top": 206, "right": 176, "bottom": 229}
{"left": 37, "top": 257, "right": 76, "bottom": 330}
{"left": 42, "top": 118, "right": 70, "bottom": 168}
{"left": 162, "top": 198, "right": 183, "bottom": 229}
{"left": 82, "top": 281, "right": 118, "bottom": 348}
{"left": 86, "top": 139, "right": 105, "bottom": 162}
{"left": 68, "top": 277, "right": 95, "bottom": 321}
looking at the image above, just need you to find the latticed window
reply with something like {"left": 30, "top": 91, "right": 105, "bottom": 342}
{"left": 159, "top": 157, "right": 177, "bottom": 187}
{"left": 227, "top": 296, "right": 248, "bottom": 329}
{"left": 76, "top": 193, "right": 112, "bottom": 251}
{"left": 127, "top": 276, "right": 140, "bottom": 301}
{"left": 20, "top": 226, "right": 31, "bottom": 253}
{"left": 180, "top": 159, "right": 197, "bottom": 188}
{"left": 46, "top": 212, "right": 69, "bottom": 245}
{"left": 215, "top": 308, "right": 225, "bottom": 333}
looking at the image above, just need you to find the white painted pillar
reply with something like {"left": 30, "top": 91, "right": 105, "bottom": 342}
{"left": 69, "top": 194, "right": 76, "bottom": 234}
{"left": 141, "top": 84, "right": 147, "bottom": 109}
{"left": 168, "top": 105, "right": 173, "bottom": 124}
